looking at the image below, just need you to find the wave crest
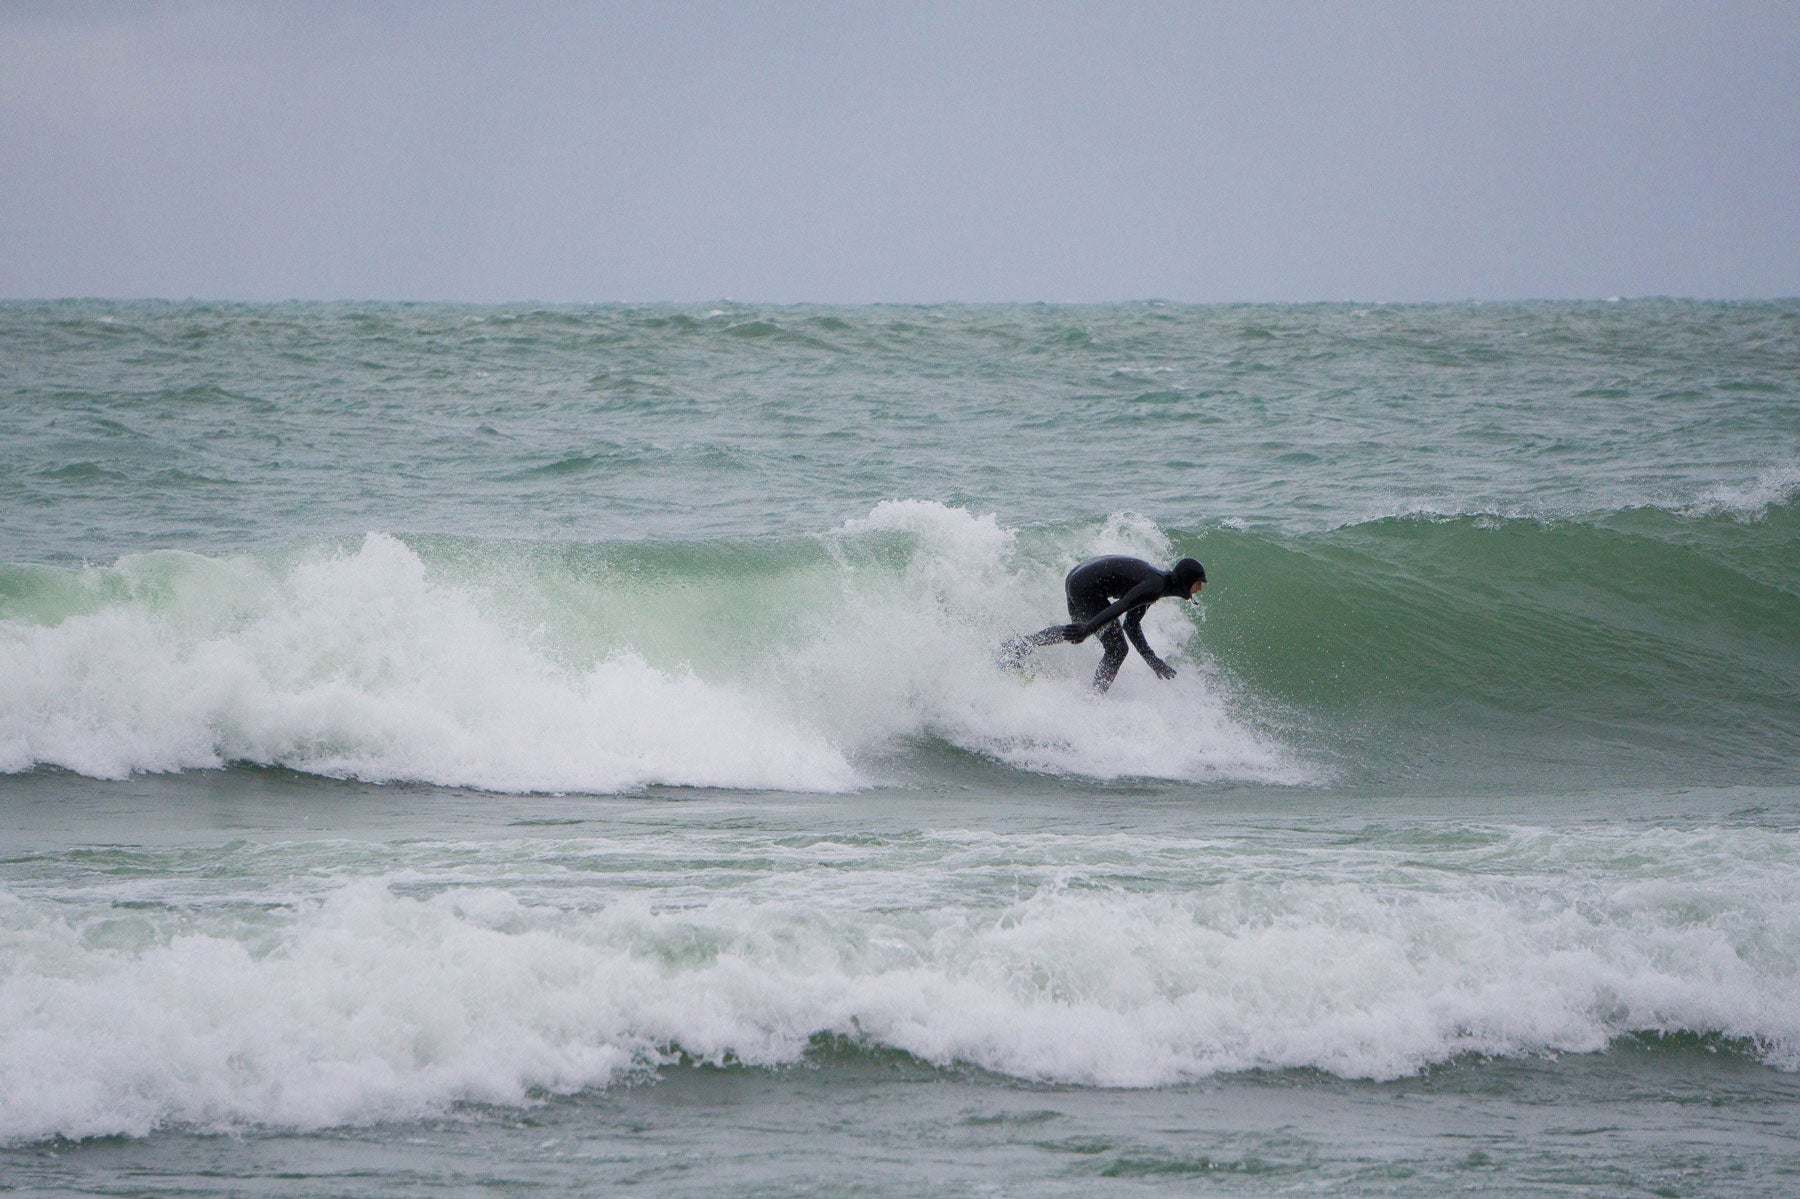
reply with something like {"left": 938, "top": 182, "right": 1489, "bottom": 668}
{"left": 1, "top": 511, "right": 1307, "bottom": 791}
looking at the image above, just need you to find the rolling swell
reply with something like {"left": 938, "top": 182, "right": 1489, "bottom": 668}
{"left": 2, "top": 498, "right": 1796, "bottom": 792}
{"left": 1192, "top": 497, "right": 1800, "bottom": 785}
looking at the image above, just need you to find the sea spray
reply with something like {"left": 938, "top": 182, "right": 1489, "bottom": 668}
{"left": 805, "top": 501, "right": 1301, "bottom": 781}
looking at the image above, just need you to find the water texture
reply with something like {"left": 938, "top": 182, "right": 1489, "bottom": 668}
{"left": 2, "top": 299, "right": 1798, "bottom": 1196}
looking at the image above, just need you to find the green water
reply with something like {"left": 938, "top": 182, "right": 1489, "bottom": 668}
{"left": 3, "top": 299, "right": 1798, "bottom": 1195}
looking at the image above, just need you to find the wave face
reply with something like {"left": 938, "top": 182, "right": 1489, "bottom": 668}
{"left": 5, "top": 823, "right": 1798, "bottom": 1142}
{"left": 4, "top": 495, "right": 1796, "bottom": 793}
{"left": 1195, "top": 496, "right": 1800, "bottom": 788}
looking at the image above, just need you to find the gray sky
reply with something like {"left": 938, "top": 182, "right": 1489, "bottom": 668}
{"left": 3, "top": 1, "right": 1796, "bottom": 303}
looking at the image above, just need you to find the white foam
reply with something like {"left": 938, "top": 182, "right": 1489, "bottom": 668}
{"left": 2, "top": 507, "right": 1310, "bottom": 790}
{"left": 811, "top": 502, "right": 1308, "bottom": 783}
{"left": 0, "top": 534, "right": 857, "bottom": 792}
{"left": 3, "top": 824, "right": 1797, "bottom": 1141}
{"left": 1677, "top": 463, "right": 1800, "bottom": 522}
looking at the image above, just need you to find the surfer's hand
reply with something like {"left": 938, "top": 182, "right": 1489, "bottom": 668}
{"left": 1060, "top": 624, "right": 1087, "bottom": 644}
{"left": 1149, "top": 658, "right": 1177, "bottom": 680}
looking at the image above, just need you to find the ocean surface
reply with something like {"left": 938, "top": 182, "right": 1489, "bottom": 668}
{"left": 3, "top": 298, "right": 1798, "bottom": 1196}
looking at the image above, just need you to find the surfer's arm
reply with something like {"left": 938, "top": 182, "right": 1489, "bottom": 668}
{"left": 1123, "top": 610, "right": 1177, "bottom": 679}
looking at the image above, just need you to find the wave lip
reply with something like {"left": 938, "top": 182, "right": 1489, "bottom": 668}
{"left": 1677, "top": 463, "right": 1800, "bottom": 522}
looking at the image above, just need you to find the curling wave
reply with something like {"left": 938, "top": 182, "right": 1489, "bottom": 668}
{"left": 0, "top": 504, "right": 1307, "bottom": 792}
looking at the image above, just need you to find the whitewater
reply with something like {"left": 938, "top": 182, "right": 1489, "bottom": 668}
{"left": 4, "top": 299, "right": 1799, "bottom": 1196}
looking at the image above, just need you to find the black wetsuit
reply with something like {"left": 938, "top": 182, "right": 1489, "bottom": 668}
{"left": 1003, "top": 555, "right": 1206, "bottom": 692}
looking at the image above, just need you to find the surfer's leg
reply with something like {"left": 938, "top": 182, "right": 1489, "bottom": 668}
{"left": 1001, "top": 580, "right": 1110, "bottom": 669}
{"left": 1065, "top": 586, "right": 1123, "bottom": 689}
{"left": 1092, "top": 623, "right": 1128, "bottom": 692}
{"left": 998, "top": 625, "right": 1076, "bottom": 667}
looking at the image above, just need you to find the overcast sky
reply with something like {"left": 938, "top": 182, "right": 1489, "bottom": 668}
{"left": 2, "top": 1, "right": 1796, "bottom": 303}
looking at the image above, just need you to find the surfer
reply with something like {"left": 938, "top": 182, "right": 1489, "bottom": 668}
{"left": 1000, "top": 556, "right": 1207, "bottom": 692}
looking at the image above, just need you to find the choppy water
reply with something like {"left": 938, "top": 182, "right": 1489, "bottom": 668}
{"left": 3, "top": 299, "right": 1799, "bottom": 1195}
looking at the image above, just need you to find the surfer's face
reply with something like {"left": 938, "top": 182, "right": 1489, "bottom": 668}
{"left": 1188, "top": 580, "right": 1204, "bottom": 599}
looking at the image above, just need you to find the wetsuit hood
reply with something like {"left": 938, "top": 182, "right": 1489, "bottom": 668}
{"left": 1170, "top": 557, "right": 1206, "bottom": 595}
